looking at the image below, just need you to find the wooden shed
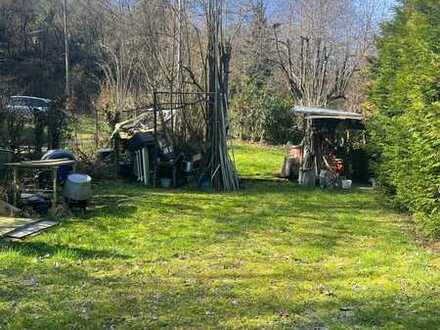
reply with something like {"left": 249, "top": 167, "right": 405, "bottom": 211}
{"left": 293, "top": 106, "right": 365, "bottom": 187}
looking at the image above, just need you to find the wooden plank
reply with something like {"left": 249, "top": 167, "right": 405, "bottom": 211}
{"left": 0, "top": 216, "right": 38, "bottom": 237}
{"left": 5, "top": 159, "right": 76, "bottom": 168}
{"left": 20, "top": 159, "right": 71, "bottom": 165}
{"left": 20, "top": 158, "right": 69, "bottom": 163}
{"left": 6, "top": 220, "right": 57, "bottom": 239}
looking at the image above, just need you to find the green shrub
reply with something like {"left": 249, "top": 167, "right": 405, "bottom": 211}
{"left": 230, "top": 79, "right": 300, "bottom": 145}
{"left": 368, "top": 0, "right": 440, "bottom": 236}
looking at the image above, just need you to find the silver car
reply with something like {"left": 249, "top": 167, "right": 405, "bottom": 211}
{"left": 6, "top": 96, "right": 51, "bottom": 117}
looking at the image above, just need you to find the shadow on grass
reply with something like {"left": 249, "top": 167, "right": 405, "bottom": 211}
{"left": 71, "top": 190, "right": 140, "bottom": 220}
{"left": 86, "top": 204, "right": 138, "bottom": 219}
{"left": 0, "top": 240, "right": 130, "bottom": 259}
{"left": 239, "top": 176, "right": 288, "bottom": 184}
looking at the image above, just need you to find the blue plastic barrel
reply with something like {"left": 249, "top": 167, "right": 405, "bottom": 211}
{"left": 42, "top": 150, "right": 76, "bottom": 183}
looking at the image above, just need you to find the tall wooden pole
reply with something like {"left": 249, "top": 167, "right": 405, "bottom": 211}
{"left": 177, "top": 0, "right": 183, "bottom": 89}
{"left": 63, "top": 0, "right": 70, "bottom": 96}
{"left": 173, "top": 0, "right": 183, "bottom": 133}
{"left": 206, "top": 0, "right": 239, "bottom": 191}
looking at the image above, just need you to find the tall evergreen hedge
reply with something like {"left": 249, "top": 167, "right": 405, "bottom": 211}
{"left": 368, "top": 0, "right": 440, "bottom": 236}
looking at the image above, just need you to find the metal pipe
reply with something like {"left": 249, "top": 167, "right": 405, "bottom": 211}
{"left": 135, "top": 151, "right": 138, "bottom": 180}
{"left": 136, "top": 151, "right": 141, "bottom": 182}
{"left": 142, "top": 148, "right": 148, "bottom": 186}
{"left": 138, "top": 151, "right": 143, "bottom": 182}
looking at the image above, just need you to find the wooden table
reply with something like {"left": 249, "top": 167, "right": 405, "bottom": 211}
{"left": 5, "top": 159, "right": 77, "bottom": 207}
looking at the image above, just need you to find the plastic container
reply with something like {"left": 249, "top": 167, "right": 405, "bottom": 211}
{"left": 342, "top": 179, "right": 352, "bottom": 190}
{"left": 183, "top": 161, "right": 193, "bottom": 173}
{"left": 160, "top": 177, "right": 172, "bottom": 188}
{"left": 199, "top": 175, "right": 211, "bottom": 191}
{"left": 299, "top": 169, "right": 316, "bottom": 187}
{"left": 64, "top": 174, "right": 92, "bottom": 201}
{"left": 42, "top": 150, "right": 76, "bottom": 183}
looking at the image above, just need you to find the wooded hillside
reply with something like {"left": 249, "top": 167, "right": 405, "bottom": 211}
{"left": 0, "top": 0, "right": 391, "bottom": 144}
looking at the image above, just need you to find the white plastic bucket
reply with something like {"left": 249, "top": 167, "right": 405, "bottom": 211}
{"left": 342, "top": 179, "right": 352, "bottom": 190}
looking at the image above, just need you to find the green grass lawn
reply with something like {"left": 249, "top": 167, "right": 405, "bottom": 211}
{"left": 2, "top": 143, "right": 440, "bottom": 329}
{"left": 233, "top": 143, "right": 285, "bottom": 180}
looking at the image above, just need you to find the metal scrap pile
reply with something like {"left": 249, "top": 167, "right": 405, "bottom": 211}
{"left": 111, "top": 108, "right": 172, "bottom": 141}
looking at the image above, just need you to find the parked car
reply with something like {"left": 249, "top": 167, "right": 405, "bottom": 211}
{"left": 6, "top": 96, "right": 51, "bottom": 116}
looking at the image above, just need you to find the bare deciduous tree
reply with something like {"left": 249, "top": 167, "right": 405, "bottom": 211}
{"left": 273, "top": 0, "right": 387, "bottom": 107}
{"left": 97, "top": 2, "right": 137, "bottom": 128}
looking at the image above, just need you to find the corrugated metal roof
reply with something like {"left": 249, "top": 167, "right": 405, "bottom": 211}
{"left": 293, "top": 106, "right": 363, "bottom": 120}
